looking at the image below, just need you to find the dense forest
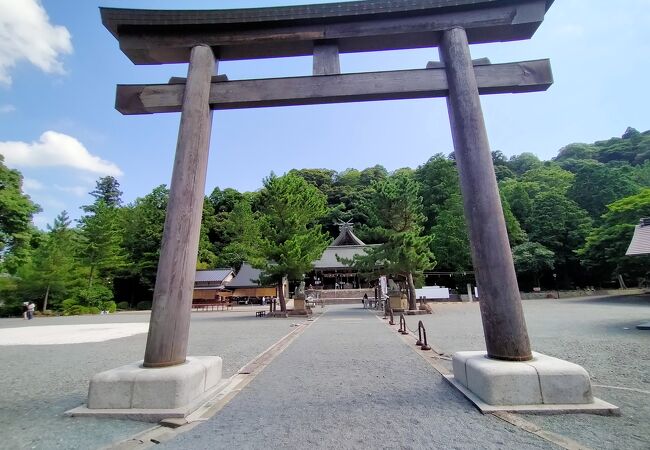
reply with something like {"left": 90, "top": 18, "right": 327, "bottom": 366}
{"left": 1, "top": 127, "right": 649, "bottom": 315}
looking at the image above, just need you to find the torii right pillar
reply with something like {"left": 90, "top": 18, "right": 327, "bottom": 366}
{"left": 440, "top": 28, "right": 531, "bottom": 362}
{"left": 438, "top": 28, "right": 617, "bottom": 413}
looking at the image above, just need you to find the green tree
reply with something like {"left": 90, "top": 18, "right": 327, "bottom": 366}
{"left": 346, "top": 172, "right": 434, "bottom": 310}
{"left": 632, "top": 160, "right": 650, "bottom": 187}
{"left": 527, "top": 192, "right": 592, "bottom": 286}
{"left": 508, "top": 152, "right": 542, "bottom": 175}
{"left": 220, "top": 198, "right": 263, "bottom": 270}
{"left": 500, "top": 179, "right": 535, "bottom": 230}
{"left": 327, "top": 166, "right": 389, "bottom": 239}
{"left": 579, "top": 189, "right": 650, "bottom": 284}
{"left": 492, "top": 150, "right": 515, "bottom": 181}
{"left": 89, "top": 176, "right": 123, "bottom": 208}
{"left": 78, "top": 200, "right": 125, "bottom": 287}
{"left": 289, "top": 168, "right": 342, "bottom": 236}
{"left": 257, "top": 173, "right": 329, "bottom": 312}
{"left": 0, "top": 155, "right": 40, "bottom": 268}
{"left": 521, "top": 164, "right": 575, "bottom": 195}
{"left": 120, "top": 185, "right": 168, "bottom": 295}
{"left": 205, "top": 187, "right": 245, "bottom": 260}
{"left": 512, "top": 242, "right": 555, "bottom": 289}
{"left": 33, "top": 211, "right": 80, "bottom": 311}
{"left": 555, "top": 128, "right": 650, "bottom": 166}
{"left": 414, "top": 154, "right": 459, "bottom": 230}
{"left": 567, "top": 160, "right": 639, "bottom": 219}
{"left": 429, "top": 194, "right": 472, "bottom": 272}
{"left": 198, "top": 198, "right": 218, "bottom": 269}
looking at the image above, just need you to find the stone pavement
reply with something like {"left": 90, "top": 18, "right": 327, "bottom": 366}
{"left": 0, "top": 311, "right": 298, "bottom": 450}
{"left": 160, "top": 305, "right": 554, "bottom": 449}
{"left": 404, "top": 295, "right": 650, "bottom": 449}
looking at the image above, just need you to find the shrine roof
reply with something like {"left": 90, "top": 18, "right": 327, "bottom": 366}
{"left": 195, "top": 268, "right": 234, "bottom": 284}
{"left": 100, "top": 0, "right": 554, "bottom": 64}
{"left": 313, "top": 245, "right": 375, "bottom": 270}
{"left": 626, "top": 219, "right": 650, "bottom": 256}
{"left": 227, "top": 263, "right": 264, "bottom": 288}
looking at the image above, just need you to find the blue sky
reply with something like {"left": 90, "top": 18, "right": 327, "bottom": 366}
{"left": 0, "top": 0, "right": 648, "bottom": 228}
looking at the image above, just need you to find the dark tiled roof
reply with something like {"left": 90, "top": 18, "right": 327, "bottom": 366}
{"left": 228, "top": 263, "right": 264, "bottom": 288}
{"left": 195, "top": 269, "right": 233, "bottom": 283}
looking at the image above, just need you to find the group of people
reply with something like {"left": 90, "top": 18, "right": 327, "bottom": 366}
{"left": 22, "top": 302, "right": 36, "bottom": 320}
{"left": 362, "top": 291, "right": 381, "bottom": 309}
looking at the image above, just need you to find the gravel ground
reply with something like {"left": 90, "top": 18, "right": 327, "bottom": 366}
{"left": 404, "top": 295, "right": 650, "bottom": 450}
{"left": 0, "top": 310, "right": 300, "bottom": 450}
{"left": 161, "top": 305, "right": 554, "bottom": 450}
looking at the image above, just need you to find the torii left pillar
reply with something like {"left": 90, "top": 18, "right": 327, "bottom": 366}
{"left": 72, "top": 45, "right": 226, "bottom": 421}
{"left": 144, "top": 45, "right": 215, "bottom": 367}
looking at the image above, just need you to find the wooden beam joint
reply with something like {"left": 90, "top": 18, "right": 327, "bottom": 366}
{"left": 115, "top": 59, "right": 552, "bottom": 115}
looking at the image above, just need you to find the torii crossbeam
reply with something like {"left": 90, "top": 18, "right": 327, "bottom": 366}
{"left": 73, "top": 0, "right": 617, "bottom": 419}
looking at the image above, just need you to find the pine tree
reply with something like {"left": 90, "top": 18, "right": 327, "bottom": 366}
{"left": 347, "top": 172, "right": 435, "bottom": 310}
{"left": 256, "top": 173, "right": 329, "bottom": 312}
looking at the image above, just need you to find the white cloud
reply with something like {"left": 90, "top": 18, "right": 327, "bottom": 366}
{"left": 0, "top": 131, "right": 123, "bottom": 176}
{"left": 54, "top": 184, "right": 88, "bottom": 197}
{"left": 22, "top": 177, "right": 43, "bottom": 191}
{"left": 0, "top": 0, "right": 73, "bottom": 86}
{"left": 0, "top": 104, "right": 15, "bottom": 113}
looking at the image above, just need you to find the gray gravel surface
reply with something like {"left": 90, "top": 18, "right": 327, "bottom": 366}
{"left": 405, "top": 295, "right": 650, "bottom": 450}
{"left": 0, "top": 310, "right": 300, "bottom": 450}
{"left": 161, "top": 305, "right": 554, "bottom": 450}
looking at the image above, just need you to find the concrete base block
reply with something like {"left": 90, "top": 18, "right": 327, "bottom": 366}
{"left": 448, "top": 351, "right": 619, "bottom": 415}
{"left": 67, "top": 356, "right": 227, "bottom": 422}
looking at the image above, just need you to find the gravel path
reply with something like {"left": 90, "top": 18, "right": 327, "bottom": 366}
{"left": 404, "top": 295, "right": 650, "bottom": 450}
{"left": 161, "top": 305, "right": 553, "bottom": 450}
{"left": 0, "top": 311, "right": 300, "bottom": 450}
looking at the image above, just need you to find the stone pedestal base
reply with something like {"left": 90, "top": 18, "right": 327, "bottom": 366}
{"left": 446, "top": 351, "right": 619, "bottom": 414}
{"left": 66, "top": 356, "right": 226, "bottom": 422}
{"left": 389, "top": 295, "right": 406, "bottom": 311}
{"left": 293, "top": 298, "right": 305, "bottom": 310}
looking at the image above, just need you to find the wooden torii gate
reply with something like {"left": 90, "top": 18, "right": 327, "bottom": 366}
{"left": 101, "top": 0, "right": 554, "bottom": 368}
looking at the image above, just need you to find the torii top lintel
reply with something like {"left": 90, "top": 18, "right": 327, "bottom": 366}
{"left": 100, "top": 0, "right": 554, "bottom": 65}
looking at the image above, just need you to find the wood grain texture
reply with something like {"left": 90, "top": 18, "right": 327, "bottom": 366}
{"left": 115, "top": 59, "right": 552, "bottom": 114}
{"left": 313, "top": 43, "right": 341, "bottom": 75}
{"left": 101, "top": 1, "right": 551, "bottom": 64}
{"left": 143, "top": 45, "right": 216, "bottom": 368}
{"left": 440, "top": 27, "right": 532, "bottom": 361}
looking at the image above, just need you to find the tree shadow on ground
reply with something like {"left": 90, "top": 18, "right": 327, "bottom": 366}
{"left": 563, "top": 294, "right": 650, "bottom": 307}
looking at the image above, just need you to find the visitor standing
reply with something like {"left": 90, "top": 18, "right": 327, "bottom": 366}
{"left": 27, "top": 302, "right": 35, "bottom": 320}
{"left": 362, "top": 293, "right": 368, "bottom": 309}
{"left": 22, "top": 302, "right": 28, "bottom": 320}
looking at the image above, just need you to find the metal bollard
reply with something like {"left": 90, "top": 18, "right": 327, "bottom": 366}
{"left": 389, "top": 307, "right": 395, "bottom": 325}
{"left": 398, "top": 314, "right": 409, "bottom": 334}
{"left": 418, "top": 320, "right": 431, "bottom": 351}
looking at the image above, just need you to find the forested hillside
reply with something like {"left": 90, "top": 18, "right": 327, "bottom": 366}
{"left": 1, "top": 128, "right": 649, "bottom": 315}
